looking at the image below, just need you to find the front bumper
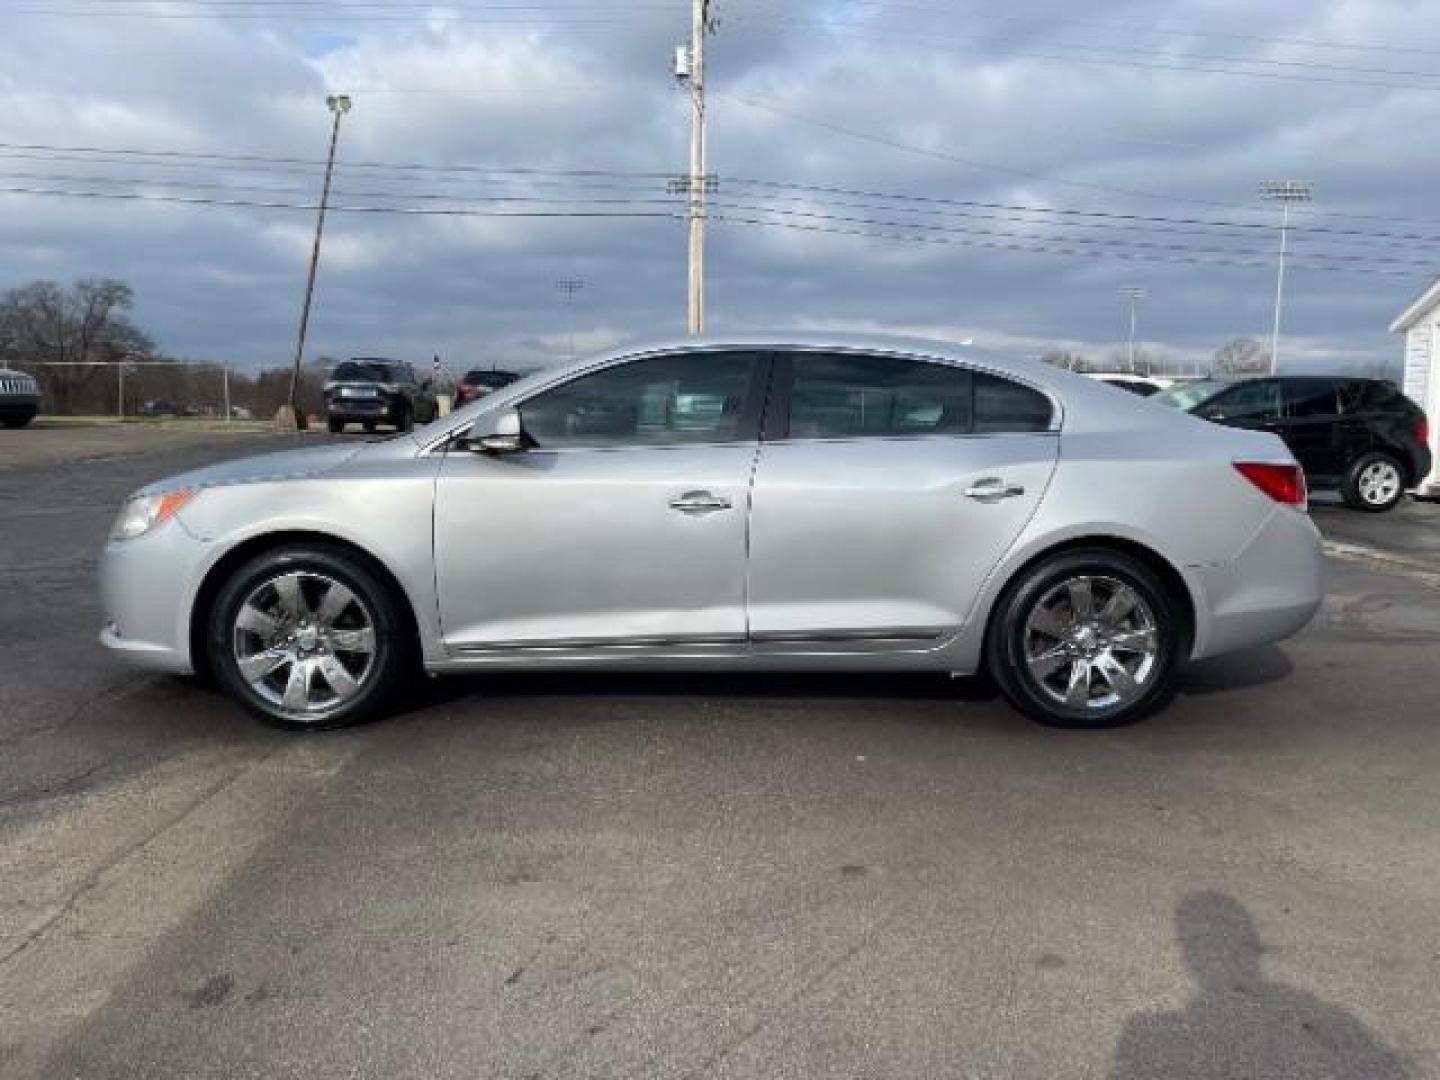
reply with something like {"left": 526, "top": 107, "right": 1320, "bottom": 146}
{"left": 98, "top": 520, "right": 207, "bottom": 674}
{"left": 1189, "top": 505, "right": 1324, "bottom": 660}
{"left": 325, "top": 393, "right": 402, "bottom": 421}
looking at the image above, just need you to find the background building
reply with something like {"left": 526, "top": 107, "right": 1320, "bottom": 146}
{"left": 1390, "top": 279, "right": 1440, "bottom": 497}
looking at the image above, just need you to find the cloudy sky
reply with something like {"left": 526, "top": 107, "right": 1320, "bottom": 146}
{"left": 1, "top": 0, "right": 1437, "bottom": 375}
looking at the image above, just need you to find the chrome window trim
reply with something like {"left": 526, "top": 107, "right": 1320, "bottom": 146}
{"left": 419, "top": 342, "right": 1064, "bottom": 455}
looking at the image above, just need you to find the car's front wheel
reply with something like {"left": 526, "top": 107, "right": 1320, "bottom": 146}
{"left": 985, "top": 548, "right": 1184, "bottom": 728}
{"left": 1342, "top": 452, "right": 1405, "bottom": 512}
{"left": 207, "top": 544, "right": 413, "bottom": 730}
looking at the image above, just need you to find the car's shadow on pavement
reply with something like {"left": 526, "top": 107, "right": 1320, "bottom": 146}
{"left": 1176, "top": 645, "right": 1294, "bottom": 697}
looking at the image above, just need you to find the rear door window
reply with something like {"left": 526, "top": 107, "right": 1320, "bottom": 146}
{"left": 787, "top": 353, "right": 973, "bottom": 438}
{"left": 1202, "top": 380, "right": 1281, "bottom": 422}
{"left": 973, "top": 373, "right": 1054, "bottom": 432}
{"left": 783, "top": 352, "right": 1053, "bottom": 439}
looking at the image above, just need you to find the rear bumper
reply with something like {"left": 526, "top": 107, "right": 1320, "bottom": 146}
{"left": 1189, "top": 505, "right": 1324, "bottom": 659}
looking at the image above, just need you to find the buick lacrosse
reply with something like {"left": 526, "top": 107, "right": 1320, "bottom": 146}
{"left": 100, "top": 335, "right": 1323, "bottom": 730}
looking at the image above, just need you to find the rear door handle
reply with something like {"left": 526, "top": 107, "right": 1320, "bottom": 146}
{"left": 669, "top": 490, "right": 733, "bottom": 514}
{"left": 963, "top": 477, "right": 1026, "bottom": 502}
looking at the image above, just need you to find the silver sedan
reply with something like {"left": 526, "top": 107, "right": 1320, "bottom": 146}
{"left": 99, "top": 335, "right": 1323, "bottom": 729}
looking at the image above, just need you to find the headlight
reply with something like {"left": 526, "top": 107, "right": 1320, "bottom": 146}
{"left": 109, "top": 488, "right": 197, "bottom": 541}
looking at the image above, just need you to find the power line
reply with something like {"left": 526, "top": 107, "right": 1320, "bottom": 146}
{"left": 3, "top": 164, "right": 1432, "bottom": 257}
{"left": 706, "top": 213, "right": 1429, "bottom": 278}
{"left": 714, "top": 90, "right": 1253, "bottom": 210}
{"left": 705, "top": 200, "right": 1440, "bottom": 271}
{"left": 1, "top": 182, "right": 1430, "bottom": 278}
{"left": 7, "top": 138, "right": 1440, "bottom": 242}
{"left": 724, "top": 10, "right": 1440, "bottom": 89}
{"left": 731, "top": 0, "right": 1440, "bottom": 60}
{"left": 0, "top": 184, "right": 683, "bottom": 219}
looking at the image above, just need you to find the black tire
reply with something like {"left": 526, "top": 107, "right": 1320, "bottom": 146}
{"left": 394, "top": 402, "right": 413, "bottom": 432}
{"left": 362, "top": 421, "right": 377, "bottom": 434}
{"left": 206, "top": 543, "right": 415, "bottom": 731}
{"left": 1340, "top": 451, "right": 1406, "bottom": 513}
{"left": 2, "top": 413, "right": 35, "bottom": 428}
{"left": 985, "top": 548, "right": 1185, "bottom": 728}
{"left": 327, "top": 417, "right": 344, "bottom": 434}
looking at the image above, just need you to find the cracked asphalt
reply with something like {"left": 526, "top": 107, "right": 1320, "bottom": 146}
{"left": 1, "top": 433, "right": 1438, "bottom": 1079}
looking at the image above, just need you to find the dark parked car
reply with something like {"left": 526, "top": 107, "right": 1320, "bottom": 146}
{"left": 0, "top": 368, "right": 40, "bottom": 428}
{"left": 324, "top": 358, "right": 438, "bottom": 434}
{"left": 1154, "top": 376, "right": 1430, "bottom": 512}
{"left": 453, "top": 368, "right": 522, "bottom": 409}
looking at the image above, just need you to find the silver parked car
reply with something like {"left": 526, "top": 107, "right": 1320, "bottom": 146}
{"left": 99, "top": 335, "right": 1323, "bottom": 730}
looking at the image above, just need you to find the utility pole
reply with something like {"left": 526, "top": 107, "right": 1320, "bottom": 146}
{"left": 674, "top": 0, "right": 713, "bottom": 335}
{"left": 1118, "top": 286, "right": 1146, "bottom": 374}
{"left": 557, "top": 278, "right": 585, "bottom": 361}
{"left": 1259, "top": 180, "right": 1311, "bottom": 376}
{"left": 283, "top": 93, "right": 351, "bottom": 429}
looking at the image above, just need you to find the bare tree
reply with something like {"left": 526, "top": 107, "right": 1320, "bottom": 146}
{"left": 0, "top": 278, "right": 156, "bottom": 413}
{"left": 1213, "top": 338, "right": 1270, "bottom": 376}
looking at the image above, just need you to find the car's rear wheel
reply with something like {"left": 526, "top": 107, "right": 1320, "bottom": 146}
{"left": 207, "top": 544, "right": 412, "bottom": 730}
{"left": 327, "top": 417, "right": 344, "bottom": 434}
{"left": 1341, "top": 452, "right": 1405, "bottom": 512}
{"left": 985, "top": 548, "right": 1184, "bottom": 728}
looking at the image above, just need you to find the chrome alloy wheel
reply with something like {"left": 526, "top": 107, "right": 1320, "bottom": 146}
{"left": 1022, "top": 575, "right": 1159, "bottom": 710}
{"left": 1357, "top": 460, "right": 1401, "bottom": 507}
{"left": 231, "top": 571, "right": 377, "bottom": 719}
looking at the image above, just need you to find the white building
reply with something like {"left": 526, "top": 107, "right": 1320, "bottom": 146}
{"left": 1389, "top": 278, "right": 1440, "bottom": 497}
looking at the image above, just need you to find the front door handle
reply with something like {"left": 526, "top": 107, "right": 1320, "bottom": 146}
{"left": 963, "top": 477, "right": 1026, "bottom": 502}
{"left": 669, "top": 490, "right": 733, "bottom": 514}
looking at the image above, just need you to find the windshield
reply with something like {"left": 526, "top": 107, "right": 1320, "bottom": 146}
{"left": 1151, "top": 380, "right": 1228, "bottom": 411}
{"left": 333, "top": 360, "right": 395, "bottom": 382}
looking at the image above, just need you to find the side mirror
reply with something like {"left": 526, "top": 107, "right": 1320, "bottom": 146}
{"left": 464, "top": 408, "right": 525, "bottom": 454}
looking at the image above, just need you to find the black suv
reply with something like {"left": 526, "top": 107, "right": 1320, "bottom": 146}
{"left": 1155, "top": 376, "right": 1431, "bottom": 512}
{"left": 324, "top": 358, "right": 438, "bottom": 434}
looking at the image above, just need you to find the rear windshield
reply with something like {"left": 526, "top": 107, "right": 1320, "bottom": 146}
{"left": 463, "top": 370, "right": 520, "bottom": 387}
{"left": 1151, "top": 380, "right": 1228, "bottom": 411}
{"left": 334, "top": 361, "right": 396, "bottom": 382}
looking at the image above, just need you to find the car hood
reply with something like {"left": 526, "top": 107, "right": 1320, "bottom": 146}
{"left": 136, "top": 442, "right": 365, "bottom": 497}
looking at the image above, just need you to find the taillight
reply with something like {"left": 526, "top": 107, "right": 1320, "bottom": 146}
{"left": 1416, "top": 415, "right": 1430, "bottom": 448}
{"left": 1234, "top": 462, "right": 1307, "bottom": 508}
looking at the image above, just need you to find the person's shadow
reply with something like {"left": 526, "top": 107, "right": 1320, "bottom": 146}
{"left": 1112, "top": 891, "right": 1408, "bottom": 1079}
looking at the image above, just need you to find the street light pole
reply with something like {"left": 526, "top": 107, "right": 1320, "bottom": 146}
{"left": 1119, "top": 286, "right": 1146, "bottom": 374}
{"left": 284, "top": 93, "right": 351, "bottom": 428}
{"left": 1259, "top": 180, "right": 1312, "bottom": 376}
{"left": 557, "top": 278, "right": 585, "bottom": 362}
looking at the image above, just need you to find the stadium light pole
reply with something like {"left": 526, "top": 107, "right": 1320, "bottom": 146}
{"left": 1119, "top": 286, "right": 1146, "bottom": 374}
{"left": 283, "top": 93, "right": 351, "bottom": 429}
{"left": 1259, "top": 180, "right": 1312, "bottom": 376}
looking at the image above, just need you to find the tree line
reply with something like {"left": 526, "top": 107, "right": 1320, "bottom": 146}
{"left": 0, "top": 278, "right": 329, "bottom": 417}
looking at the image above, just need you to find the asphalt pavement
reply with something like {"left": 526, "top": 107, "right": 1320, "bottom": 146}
{"left": 1, "top": 435, "right": 1437, "bottom": 1079}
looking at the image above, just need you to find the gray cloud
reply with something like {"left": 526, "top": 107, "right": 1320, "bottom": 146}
{"left": 1, "top": 0, "right": 1436, "bottom": 375}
